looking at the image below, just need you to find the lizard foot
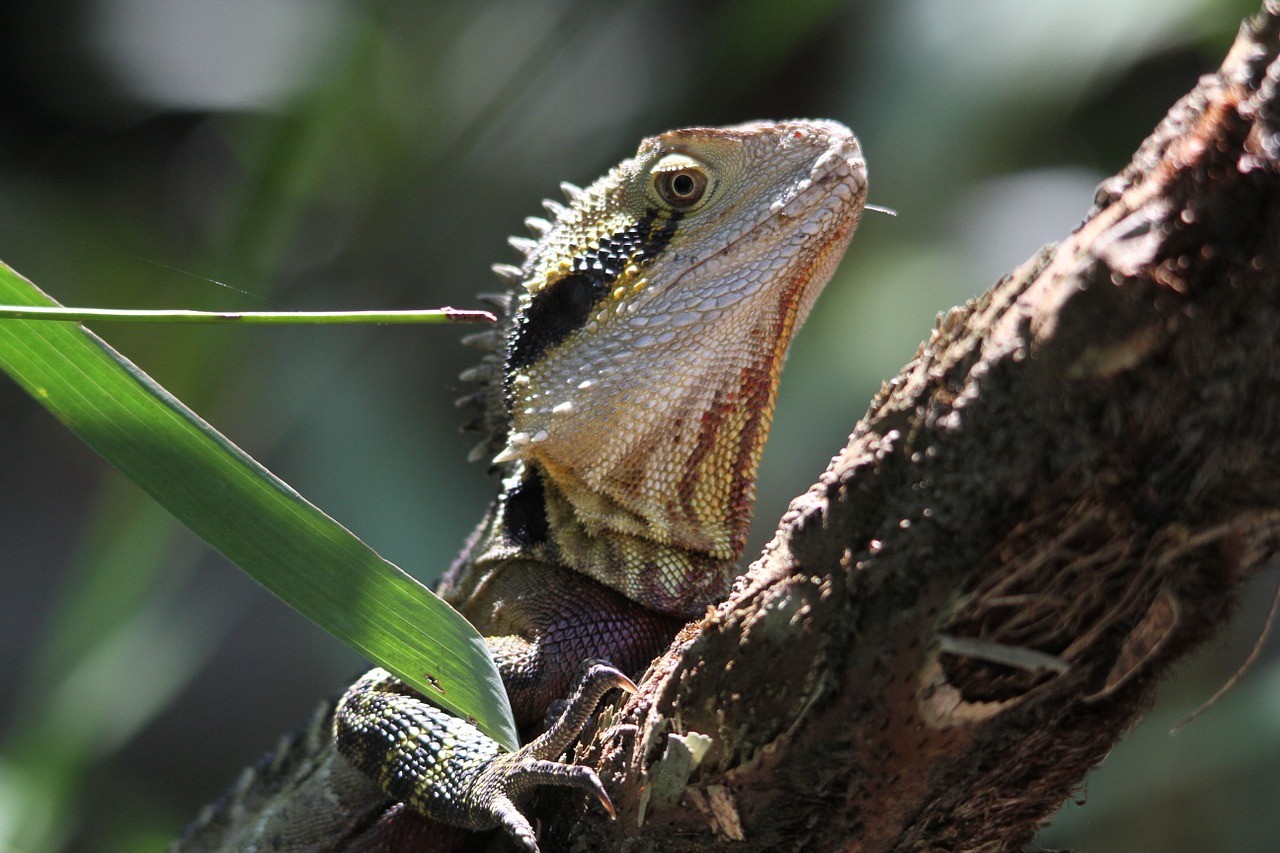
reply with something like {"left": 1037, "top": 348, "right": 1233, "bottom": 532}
{"left": 334, "top": 660, "right": 636, "bottom": 852}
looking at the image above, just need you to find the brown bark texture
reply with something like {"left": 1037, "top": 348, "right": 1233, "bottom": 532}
{"left": 523, "top": 3, "right": 1280, "bottom": 851}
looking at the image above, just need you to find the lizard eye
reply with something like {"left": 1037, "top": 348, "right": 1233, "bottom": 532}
{"left": 654, "top": 168, "right": 708, "bottom": 209}
{"left": 651, "top": 154, "right": 712, "bottom": 210}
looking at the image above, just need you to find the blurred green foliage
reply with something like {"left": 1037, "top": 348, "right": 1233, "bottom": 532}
{"left": 0, "top": 1, "right": 1275, "bottom": 850}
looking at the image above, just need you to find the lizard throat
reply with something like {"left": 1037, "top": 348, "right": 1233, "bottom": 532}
{"left": 502, "top": 245, "right": 846, "bottom": 616}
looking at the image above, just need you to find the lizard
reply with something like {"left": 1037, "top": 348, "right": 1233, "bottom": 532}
{"left": 171, "top": 118, "right": 867, "bottom": 852}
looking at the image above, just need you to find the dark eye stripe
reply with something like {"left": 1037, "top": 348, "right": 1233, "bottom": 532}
{"left": 504, "top": 209, "right": 682, "bottom": 375}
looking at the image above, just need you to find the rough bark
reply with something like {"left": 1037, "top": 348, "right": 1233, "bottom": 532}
{"left": 527, "top": 3, "right": 1280, "bottom": 850}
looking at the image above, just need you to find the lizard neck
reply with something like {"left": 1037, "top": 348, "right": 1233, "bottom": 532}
{"left": 519, "top": 252, "right": 838, "bottom": 562}
{"left": 440, "top": 462, "right": 736, "bottom": 621}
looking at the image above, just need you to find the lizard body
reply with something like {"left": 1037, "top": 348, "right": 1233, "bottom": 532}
{"left": 173, "top": 119, "right": 866, "bottom": 851}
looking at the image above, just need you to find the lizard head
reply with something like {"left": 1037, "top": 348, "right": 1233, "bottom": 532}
{"left": 467, "top": 120, "right": 867, "bottom": 614}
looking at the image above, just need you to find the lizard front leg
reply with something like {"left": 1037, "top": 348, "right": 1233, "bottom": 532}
{"left": 333, "top": 556, "right": 684, "bottom": 849}
{"left": 333, "top": 656, "right": 634, "bottom": 852}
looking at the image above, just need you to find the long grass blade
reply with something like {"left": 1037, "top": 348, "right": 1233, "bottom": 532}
{"left": 0, "top": 260, "right": 518, "bottom": 751}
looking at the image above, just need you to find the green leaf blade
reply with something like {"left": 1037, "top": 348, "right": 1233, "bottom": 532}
{"left": 0, "top": 260, "right": 518, "bottom": 752}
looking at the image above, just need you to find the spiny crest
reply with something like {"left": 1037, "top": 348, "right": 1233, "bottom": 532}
{"left": 457, "top": 286, "right": 516, "bottom": 463}
{"left": 457, "top": 181, "right": 584, "bottom": 463}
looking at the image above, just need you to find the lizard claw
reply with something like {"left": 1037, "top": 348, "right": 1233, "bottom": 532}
{"left": 458, "top": 660, "right": 634, "bottom": 849}
{"left": 335, "top": 661, "right": 635, "bottom": 852}
{"left": 476, "top": 755, "right": 612, "bottom": 851}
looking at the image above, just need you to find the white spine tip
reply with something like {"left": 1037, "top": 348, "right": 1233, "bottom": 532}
{"left": 560, "top": 181, "right": 583, "bottom": 202}
{"left": 508, "top": 236, "right": 539, "bottom": 257}
{"left": 492, "top": 263, "right": 523, "bottom": 282}
{"left": 524, "top": 216, "right": 552, "bottom": 236}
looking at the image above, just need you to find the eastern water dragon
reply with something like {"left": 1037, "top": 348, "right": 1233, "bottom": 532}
{"left": 172, "top": 119, "right": 867, "bottom": 851}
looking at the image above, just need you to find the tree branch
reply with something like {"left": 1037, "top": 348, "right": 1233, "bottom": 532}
{"left": 538, "top": 3, "right": 1280, "bottom": 850}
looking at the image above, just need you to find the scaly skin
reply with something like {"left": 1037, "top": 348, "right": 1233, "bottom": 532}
{"left": 172, "top": 120, "right": 867, "bottom": 852}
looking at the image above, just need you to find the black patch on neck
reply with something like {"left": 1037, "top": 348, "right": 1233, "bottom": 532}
{"left": 505, "top": 208, "right": 682, "bottom": 379}
{"left": 507, "top": 272, "right": 603, "bottom": 371}
{"left": 502, "top": 466, "right": 550, "bottom": 547}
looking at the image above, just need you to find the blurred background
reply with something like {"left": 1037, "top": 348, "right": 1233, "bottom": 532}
{"left": 0, "top": 0, "right": 1276, "bottom": 850}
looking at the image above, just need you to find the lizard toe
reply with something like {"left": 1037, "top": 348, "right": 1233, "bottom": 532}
{"left": 467, "top": 750, "right": 614, "bottom": 852}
